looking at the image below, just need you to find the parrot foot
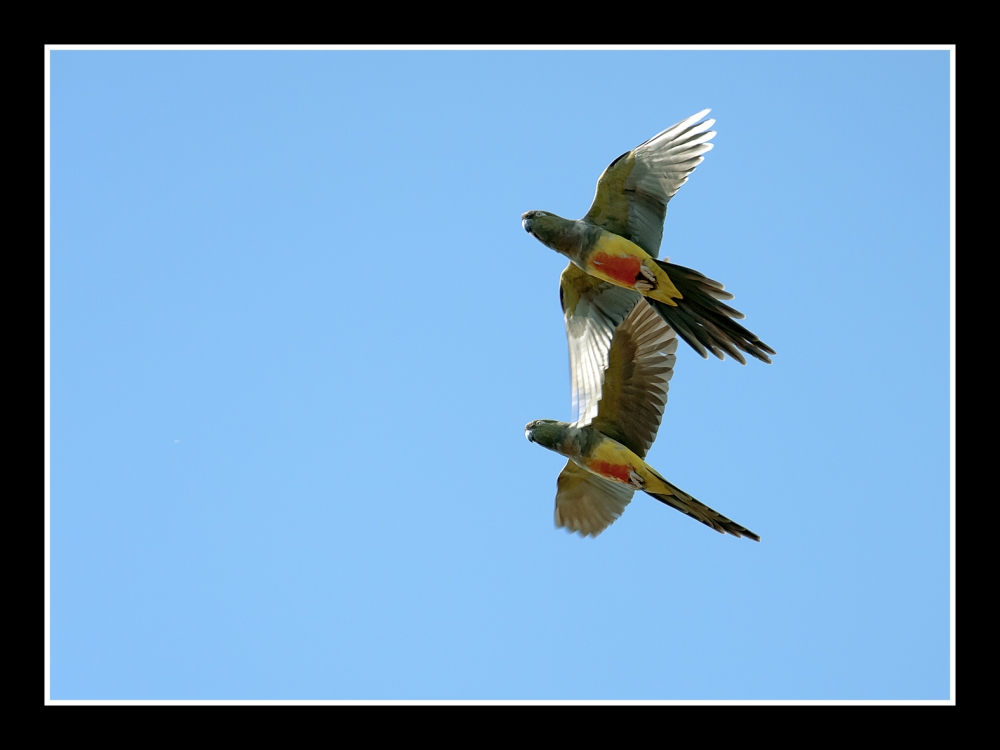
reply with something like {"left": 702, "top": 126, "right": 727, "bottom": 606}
{"left": 627, "top": 469, "right": 645, "bottom": 489}
{"left": 635, "top": 264, "right": 658, "bottom": 292}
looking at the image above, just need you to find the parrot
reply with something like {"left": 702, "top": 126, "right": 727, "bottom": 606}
{"left": 525, "top": 299, "right": 759, "bottom": 540}
{"left": 522, "top": 109, "right": 775, "bottom": 366}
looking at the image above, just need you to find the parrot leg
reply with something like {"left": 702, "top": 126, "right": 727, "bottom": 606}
{"left": 634, "top": 264, "right": 658, "bottom": 292}
{"left": 627, "top": 468, "right": 645, "bottom": 489}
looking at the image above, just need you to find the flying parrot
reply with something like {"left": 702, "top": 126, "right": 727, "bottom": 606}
{"left": 525, "top": 300, "right": 759, "bottom": 540}
{"left": 522, "top": 109, "right": 775, "bottom": 365}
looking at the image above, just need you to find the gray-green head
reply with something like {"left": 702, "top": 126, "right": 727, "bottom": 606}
{"left": 524, "top": 419, "right": 567, "bottom": 451}
{"left": 521, "top": 210, "right": 574, "bottom": 252}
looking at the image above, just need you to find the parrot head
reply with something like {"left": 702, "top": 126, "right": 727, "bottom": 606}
{"left": 521, "top": 210, "right": 573, "bottom": 251}
{"left": 524, "top": 419, "right": 567, "bottom": 451}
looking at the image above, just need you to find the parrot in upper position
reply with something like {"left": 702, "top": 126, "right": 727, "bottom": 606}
{"left": 522, "top": 109, "right": 775, "bottom": 365}
{"left": 525, "top": 299, "right": 759, "bottom": 540}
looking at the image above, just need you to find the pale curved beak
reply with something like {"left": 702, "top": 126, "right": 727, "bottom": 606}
{"left": 522, "top": 218, "right": 533, "bottom": 233}
{"left": 524, "top": 428, "right": 535, "bottom": 443}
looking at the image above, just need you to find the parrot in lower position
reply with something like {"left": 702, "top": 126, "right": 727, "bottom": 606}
{"left": 522, "top": 109, "right": 775, "bottom": 365}
{"left": 526, "top": 299, "right": 759, "bottom": 540}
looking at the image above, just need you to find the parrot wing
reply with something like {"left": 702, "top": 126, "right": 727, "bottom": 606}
{"left": 586, "top": 300, "right": 677, "bottom": 459}
{"left": 554, "top": 459, "right": 635, "bottom": 537}
{"left": 560, "top": 263, "right": 642, "bottom": 426}
{"left": 583, "top": 109, "right": 716, "bottom": 257}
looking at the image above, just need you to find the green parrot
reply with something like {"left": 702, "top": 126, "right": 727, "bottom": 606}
{"left": 525, "top": 300, "right": 759, "bottom": 540}
{"left": 523, "top": 109, "right": 775, "bottom": 365}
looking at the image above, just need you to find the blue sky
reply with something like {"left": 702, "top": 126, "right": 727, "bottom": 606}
{"left": 49, "top": 49, "right": 951, "bottom": 700}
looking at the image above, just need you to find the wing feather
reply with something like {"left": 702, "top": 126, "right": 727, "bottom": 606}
{"left": 583, "top": 110, "right": 716, "bottom": 257}
{"left": 554, "top": 460, "right": 635, "bottom": 537}
{"left": 588, "top": 302, "right": 678, "bottom": 458}
{"left": 560, "top": 264, "right": 641, "bottom": 425}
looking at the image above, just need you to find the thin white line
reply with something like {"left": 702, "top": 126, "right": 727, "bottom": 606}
{"left": 43, "top": 44, "right": 956, "bottom": 52}
{"left": 948, "top": 46, "right": 956, "bottom": 705}
{"left": 44, "top": 45, "right": 52, "bottom": 704}
{"left": 43, "top": 699, "right": 956, "bottom": 705}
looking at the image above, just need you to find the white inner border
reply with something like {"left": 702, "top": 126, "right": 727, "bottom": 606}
{"left": 44, "top": 43, "right": 956, "bottom": 706}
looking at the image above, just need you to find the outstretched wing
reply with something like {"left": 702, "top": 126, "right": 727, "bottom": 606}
{"left": 554, "top": 460, "right": 635, "bottom": 537}
{"left": 560, "top": 263, "right": 641, "bottom": 425}
{"left": 587, "top": 301, "right": 677, "bottom": 459}
{"left": 583, "top": 109, "right": 716, "bottom": 257}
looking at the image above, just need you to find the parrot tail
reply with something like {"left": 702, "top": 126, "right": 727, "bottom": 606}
{"left": 644, "top": 468, "right": 761, "bottom": 542}
{"left": 646, "top": 260, "right": 775, "bottom": 364}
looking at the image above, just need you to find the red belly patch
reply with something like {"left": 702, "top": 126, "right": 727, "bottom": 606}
{"left": 590, "top": 459, "right": 632, "bottom": 484}
{"left": 591, "top": 252, "right": 641, "bottom": 286}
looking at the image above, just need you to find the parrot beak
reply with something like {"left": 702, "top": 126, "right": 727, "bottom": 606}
{"left": 522, "top": 217, "right": 533, "bottom": 233}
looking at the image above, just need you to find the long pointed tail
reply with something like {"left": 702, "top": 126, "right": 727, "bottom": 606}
{"left": 645, "top": 468, "right": 760, "bottom": 541}
{"left": 647, "top": 260, "right": 775, "bottom": 364}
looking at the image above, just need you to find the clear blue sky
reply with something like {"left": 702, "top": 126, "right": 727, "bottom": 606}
{"left": 49, "top": 49, "right": 951, "bottom": 700}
